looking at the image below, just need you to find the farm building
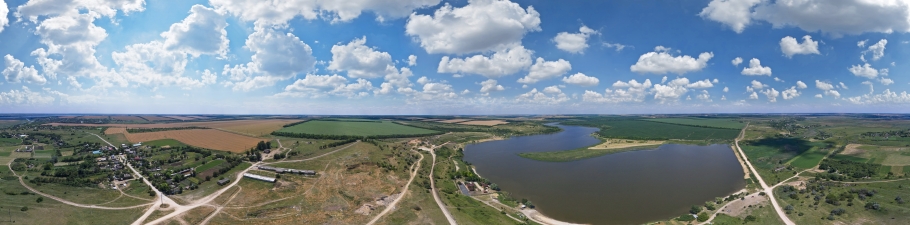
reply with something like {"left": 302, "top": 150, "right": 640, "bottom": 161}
{"left": 243, "top": 173, "right": 276, "bottom": 182}
{"left": 217, "top": 178, "right": 230, "bottom": 185}
{"left": 257, "top": 165, "right": 316, "bottom": 175}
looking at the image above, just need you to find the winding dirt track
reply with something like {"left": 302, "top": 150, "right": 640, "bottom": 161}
{"left": 419, "top": 143, "right": 458, "bottom": 225}
{"left": 365, "top": 149, "right": 424, "bottom": 225}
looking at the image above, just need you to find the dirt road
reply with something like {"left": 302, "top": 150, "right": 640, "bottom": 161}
{"left": 419, "top": 143, "right": 457, "bottom": 225}
{"left": 365, "top": 149, "right": 425, "bottom": 225}
{"left": 732, "top": 124, "right": 795, "bottom": 225}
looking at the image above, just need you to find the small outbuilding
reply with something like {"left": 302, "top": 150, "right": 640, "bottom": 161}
{"left": 217, "top": 178, "right": 230, "bottom": 185}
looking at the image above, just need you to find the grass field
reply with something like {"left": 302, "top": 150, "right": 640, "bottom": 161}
{"left": 196, "top": 159, "right": 225, "bottom": 172}
{"left": 0, "top": 120, "right": 23, "bottom": 128}
{"left": 838, "top": 144, "right": 910, "bottom": 166}
{"left": 518, "top": 140, "right": 663, "bottom": 162}
{"left": 739, "top": 137, "right": 814, "bottom": 185}
{"left": 564, "top": 118, "right": 740, "bottom": 140}
{"left": 0, "top": 137, "right": 21, "bottom": 146}
{"left": 277, "top": 120, "right": 438, "bottom": 137}
{"left": 643, "top": 118, "right": 746, "bottom": 129}
{"left": 142, "top": 139, "right": 187, "bottom": 148}
{"left": 786, "top": 145, "right": 831, "bottom": 169}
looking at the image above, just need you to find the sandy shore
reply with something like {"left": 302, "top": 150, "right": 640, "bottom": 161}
{"left": 587, "top": 139, "right": 664, "bottom": 150}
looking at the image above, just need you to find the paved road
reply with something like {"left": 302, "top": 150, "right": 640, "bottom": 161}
{"left": 419, "top": 143, "right": 457, "bottom": 225}
{"left": 731, "top": 124, "right": 795, "bottom": 225}
{"left": 365, "top": 149, "right": 425, "bottom": 225}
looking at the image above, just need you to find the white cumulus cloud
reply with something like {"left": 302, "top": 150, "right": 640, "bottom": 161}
{"left": 698, "top": 0, "right": 763, "bottom": 33}
{"left": 732, "top": 57, "right": 743, "bottom": 66}
{"left": 518, "top": 58, "right": 571, "bottom": 84}
{"left": 405, "top": 0, "right": 540, "bottom": 54}
{"left": 437, "top": 45, "right": 533, "bottom": 78}
{"left": 479, "top": 79, "right": 505, "bottom": 93}
{"left": 553, "top": 25, "right": 599, "bottom": 54}
{"left": 780, "top": 35, "right": 820, "bottom": 58}
{"left": 3, "top": 54, "right": 47, "bottom": 85}
{"left": 562, "top": 73, "right": 599, "bottom": 87}
{"left": 328, "top": 37, "right": 396, "bottom": 79}
{"left": 161, "top": 5, "right": 229, "bottom": 57}
{"left": 630, "top": 46, "right": 713, "bottom": 75}
{"left": 741, "top": 58, "right": 771, "bottom": 76}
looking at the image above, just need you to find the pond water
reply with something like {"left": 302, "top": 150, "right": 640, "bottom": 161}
{"left": 463, "top": 124, "right": 745, "bottom": 225}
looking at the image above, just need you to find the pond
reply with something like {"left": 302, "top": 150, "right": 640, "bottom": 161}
{"left": 463, "top": 124, "right": 745, "bottom": 224}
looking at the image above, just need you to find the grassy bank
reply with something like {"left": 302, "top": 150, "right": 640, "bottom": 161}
{"left": 517, "top": 141, "right": 663, "bottom": 162}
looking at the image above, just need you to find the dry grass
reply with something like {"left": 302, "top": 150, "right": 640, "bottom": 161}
{"left": 48, "top": 119, "right": 301, "bottom": 136}
{"left": 438, "top": 119, "right": 473, "bottom": 124}
{"left": 105, "top": 127, "right": 128, "bottom": 135}
{"left": 141, "top": 116, "right": 175, "bottom": 121}
{"left": 841, "top": 144, "right": 865, "bottom": 155}
{"left": 111, "top": 116, "right": 145, "bottom": 121}
{"left": 125, "top": 129, "right": 264, "bottom": 152}
{"left": 457, "top": 120, "right": 509, "bottom": 126}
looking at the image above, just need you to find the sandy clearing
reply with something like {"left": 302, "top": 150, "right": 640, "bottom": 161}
{"left": 587, "top": 139, "right": 664, "bottom": 150}
{"left": 457, "top": 120, "right": 509, "bottom": 126}
{"left": 718, "top": 192, "right": 768, "bottom": 217}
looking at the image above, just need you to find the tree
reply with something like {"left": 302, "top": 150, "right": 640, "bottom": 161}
{"left": 745, "top": 215, "right": 757, "bottom": 222}
{"left": 36, "top": 197, "right": 43, "bottom": 203}
{"left": 696, "top": 212, "right": 708, "bottom": 222}
{"left": 21, "top": 206, "right": 28, "bottom": 211}
{"left": 690, "top": 205, "right": 702, "bottom": 214}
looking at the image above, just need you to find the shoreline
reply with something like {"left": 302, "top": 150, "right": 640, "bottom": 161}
{"left": 459, "top": 138, "right": 583, "bottom": 225}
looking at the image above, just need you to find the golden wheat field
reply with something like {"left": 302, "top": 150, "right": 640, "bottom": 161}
{"left": 125, "top": 129, "right": 263, "bottom": 152}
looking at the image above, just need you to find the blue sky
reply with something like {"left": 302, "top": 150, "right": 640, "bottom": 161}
{"left": 1, "top": 0, "right": 910, "bottom": 115}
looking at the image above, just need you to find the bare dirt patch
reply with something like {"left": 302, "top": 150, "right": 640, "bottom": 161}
{"left": 588, "top": 139, "right": 664, "bottom": 150}
{"left": 841, "top": 144, "right": 865, "bottom": 155}
{"left": 457, "top": 120, "right": 510, "bottom": 126}
{"left": 718, "top": 192, "right": 768, "bottom": 217}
